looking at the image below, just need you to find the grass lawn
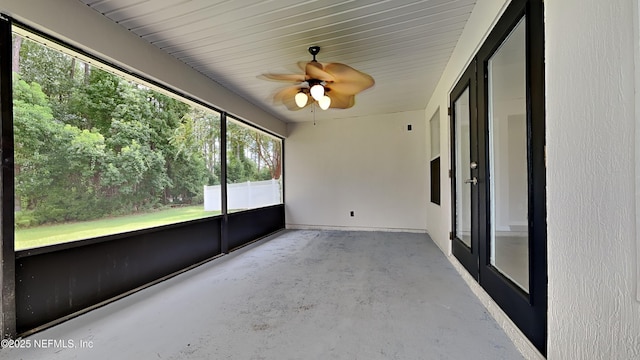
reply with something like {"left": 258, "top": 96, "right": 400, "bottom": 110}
{"left": 15, "top": 205, "right": 220, "bottom": 251}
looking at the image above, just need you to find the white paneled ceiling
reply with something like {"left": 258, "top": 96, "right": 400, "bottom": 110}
{"left": 80, "top": 0, "right": 476, "bottom": 123}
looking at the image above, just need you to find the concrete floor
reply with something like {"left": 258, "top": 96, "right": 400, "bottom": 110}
{"left": 1, "top": 230, "right": 523, "bottom": 360}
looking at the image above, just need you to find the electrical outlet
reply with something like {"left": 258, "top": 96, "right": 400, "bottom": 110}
{"left": 407, "top": 124, "right": 412, "bottom": 131}
{"left": 350, "top": 211, "right": 354, "bottom": 217}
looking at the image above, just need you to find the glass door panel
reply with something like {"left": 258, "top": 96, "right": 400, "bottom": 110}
{"left": 454, "top": 87, "right": 472, "bottom": 248}
{"left": 487, "top": 18, "right": 529, "bottom": 292}
{"left": 450, "top": 61, "right": 478, "bottom": 279}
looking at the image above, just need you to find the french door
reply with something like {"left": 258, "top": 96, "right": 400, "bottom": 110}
{"left": 450, "top": 61, "right": 479, "bottom": 280}
{"left": 450, "top": 0, "right": 546, "bottom": 354}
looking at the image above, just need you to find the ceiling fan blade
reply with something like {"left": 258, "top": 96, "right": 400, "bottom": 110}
{"left": 297, "top": 61, "right": 308, "bottom": 72}
{"left": 324, "top": 63, "right": 374, "bottom": 94}
{"left": 305, "top": 62, "right": 335, "bottom": 82}
{"left": 262, "top": 73, "right": 306, "bottom": 82}
{"left": 327, "top": 91, "right": 356, "bottom": 109}
{"left": 325, "top": 81, "right": 372, "bottom": 96}
{"left": 273, "top": 85, "right": 308, "bottom": 111}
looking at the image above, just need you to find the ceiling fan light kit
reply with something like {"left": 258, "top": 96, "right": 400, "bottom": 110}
{"left": 318, "top": 95, "right": 331, "bottom": 110}
{"left": 310, "top": 83, "right": 325, "bottom": 101}
{"left": 263, "top": 46, "right": 374, "bottom": 112}
{"left": 294, "top": 91, "right": 308, "bottom": 108}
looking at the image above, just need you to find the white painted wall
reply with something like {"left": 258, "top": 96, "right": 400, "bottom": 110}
{"left": 0, "top": 0, "right": 286, "bottom": 137}
{"left": 285, "top": 111, "right": 427, "bottom": 232}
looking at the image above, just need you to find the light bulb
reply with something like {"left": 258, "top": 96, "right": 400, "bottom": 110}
{"left": 310, "top": 84, "right": 324, "bottom": 101}
{"left": 294, "top": 92, "right": 308, "bottom": 108}
{"left": 318, "top": 95, "right": 331, "bottom": 110}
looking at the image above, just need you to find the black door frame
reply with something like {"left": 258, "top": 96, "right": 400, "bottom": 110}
{"left": 450, "top": 0, "right": 547, "bottom": 354}
{"left": 449, "top": 60, "right": 478, "bottom": 280}
{"left": 0, "top": 15, "right": 16, "bottom": 340}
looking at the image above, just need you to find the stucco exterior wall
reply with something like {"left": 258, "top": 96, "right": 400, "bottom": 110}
{"left": 546, "top": 0, "right": 640, "bottom": 358}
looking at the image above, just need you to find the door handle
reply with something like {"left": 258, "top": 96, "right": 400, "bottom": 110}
{"left": 464, "top": 177, "right": 478, "bottom": 185}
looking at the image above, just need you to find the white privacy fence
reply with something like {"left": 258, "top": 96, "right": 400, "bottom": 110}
{"left": 203, "top": 179, "right": 282, "bottom": 211}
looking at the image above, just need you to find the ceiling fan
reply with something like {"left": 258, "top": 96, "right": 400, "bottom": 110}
{"left": 263, "top": 46, "right": 374, "bottom": 111}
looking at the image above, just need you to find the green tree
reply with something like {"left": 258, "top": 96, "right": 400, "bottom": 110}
{"left": 14, "top": 75, "right": 112, "bottom": 223}
{"left": 17, "top": 37, "right": 85, "bottom": 121}
{"left": 13, "top": 75, "right": 56, "bottom": 214}
{"left": 67, "top": 70, "right": 122, "bottom": 131}
{"left": 249, "top": 132, "right": 282, "bottom": 180}
{"left": 13, "top": 36, "right": 273, "bottom": 226}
